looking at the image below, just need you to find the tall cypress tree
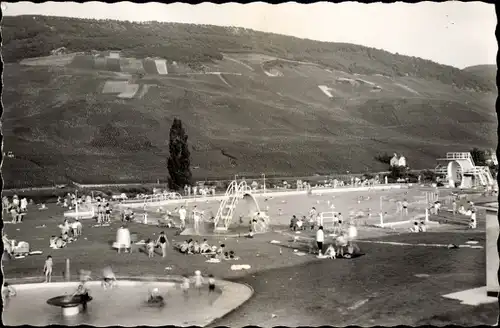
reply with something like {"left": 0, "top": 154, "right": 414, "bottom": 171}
{"left": 167, "top": 118, "right": 193, "bottom": 190}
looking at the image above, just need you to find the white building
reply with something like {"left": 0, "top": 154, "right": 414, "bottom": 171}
{"left": 398, "top": 155, "right": 407, "bottom": 167}
{"left": 390, "top": 153, "right": 399, "bottom": 167}
{"left": 109, "top": 51, "right": 121, "bottom": 59}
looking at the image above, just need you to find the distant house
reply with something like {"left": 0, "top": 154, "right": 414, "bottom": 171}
{"left": 398, "top": 156, "right": 407, "bottom": 167}
{"left": 486, "top": 149, "right": 498, "bottom": 166}
{"left": 109, "top": 51, "right": 121, "bottom": 59}
{"left": 390, "top": 153, "right": 399, "bottom": 167}
{"left": 390, "top": 153, "right": 407, "bottom": 167}
{"left": 50, "top": 47, "right": 67, "bottom": 56}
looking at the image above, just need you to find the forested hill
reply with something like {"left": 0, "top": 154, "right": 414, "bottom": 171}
{"left": 463, "top": 65, "right": 497, "bottom": 84}
{"left": 2, "top": 15, "right": 494, "bottom": 92}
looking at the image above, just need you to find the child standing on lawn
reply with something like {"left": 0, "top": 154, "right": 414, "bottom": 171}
{"left": 146, "top": 239, "right": 156, "bottom": 258}
{"left": 43, "top": 255, "right": 53, "bottom": 283}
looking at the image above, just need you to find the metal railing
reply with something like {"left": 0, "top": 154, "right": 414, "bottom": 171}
{"left": 446, "top": 152, "right": 472, "bottom": 160}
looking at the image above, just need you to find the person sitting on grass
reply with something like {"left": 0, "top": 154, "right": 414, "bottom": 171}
{"left": 469, "top": 211, "right": 477, "bottom": 229}
{"left": 193, "top": 240, "right": 201, "bottom": 254}
{"left": 200, "top": 239, "right": 211, "bottom": 253}
{"left": 324, "top": 244, "right": 337, "bottom": 259}
{"left": 216, "top": 244, "right": 226, "bottom": 259}
{"left": 409, "top": 221, "right": 420, "bottom": 233}
{"left": 51, "top": 236, "right": 66, "bottom": 249}
{"left": 343, "top": 244, "right": 355, "bottom": 259}
{"left": 61, "top": 231, "right": 74, "bottom": 243}
{"left": 419, "top": 221, "right": 427, "bottom": 232}
{"left": 179, "top": 241, "right": 190, "bottom": 254}
{"left": 61, "top": 231, "right": 69, "bottom": 242}
{"left": 190, "top": 239, "right": 198, "bottom": 252}
{"left": 49, "top": 236, "right": 58, "bottom": 248}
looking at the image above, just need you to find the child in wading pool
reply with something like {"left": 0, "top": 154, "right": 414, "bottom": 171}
{"left": 193, "top": 270, "right": 204, "bottom": 295}
{"left": 181, "top": 275, "right": 190, "bottom": 300}
{"left": 3, "top": 282, "right": 17, "bottom": 299}
{"left": 208, "top": 274, "right": 216, "bottom": 293}
{"left": 102, "top": 266, "right": 117, "bottom": 289}
{"left": 43, "top": 255, "right": 53, "bottom": 283}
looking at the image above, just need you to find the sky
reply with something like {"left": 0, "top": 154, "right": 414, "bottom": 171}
{"left": 3, "top": 1, "right": 497, "bottom": 69}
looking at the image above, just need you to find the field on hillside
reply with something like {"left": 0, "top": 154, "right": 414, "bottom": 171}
{"left": 3, "top": 54, "right": 497, "bottom": 188}
{"left": 2, "top": 17, "right": 497, "bottom": 188}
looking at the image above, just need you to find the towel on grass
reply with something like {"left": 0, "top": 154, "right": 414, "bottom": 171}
{"left": 206, "top": 258, "right": 221, "bottom": 263}
{"left": 230, "top": 264, "right": 251, "bottom": 271}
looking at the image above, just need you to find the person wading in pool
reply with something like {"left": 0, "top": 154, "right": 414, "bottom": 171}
{"left": 71, "top": 281, "right": 91, "bottom": 311}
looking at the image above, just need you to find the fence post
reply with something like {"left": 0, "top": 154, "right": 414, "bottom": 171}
{"left": 65, "top": 258, "right": 70, "bottom": 282}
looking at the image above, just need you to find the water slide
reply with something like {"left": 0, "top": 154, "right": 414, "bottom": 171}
{"left": 117, "top": 84, "right": 140, "bottom": 99}
{"left": 154, "top": 59, "right": 168, "bottom": 75}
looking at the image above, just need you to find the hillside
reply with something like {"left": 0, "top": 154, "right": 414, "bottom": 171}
{"left": 463, "top": 65, "right": 497, "bottom": 84}
{"left": 2, "top": 15, "right": 498, "bottom": 188}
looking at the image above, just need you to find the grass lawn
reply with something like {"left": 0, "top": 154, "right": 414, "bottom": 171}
{"left": 2, "top": 187, "right": 495, "bottom": 326}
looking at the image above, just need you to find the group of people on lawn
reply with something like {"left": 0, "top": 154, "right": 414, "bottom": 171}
{"left": 288, "top": 206, "right": 359, "bottom": 259}
{"left": 50, "top": 218, "right": 83, "bottom": 249}
{"left": 289, "top": 207, "right": 345, "bottom": 232}
{"left": 3, "top": 195, "right": 30, "bottom": 224}
{"left": 173, "top": 239, "right": 237, "bottom": 259}
{"left": 315, "top": 224, "right": 360, "bottom": 259}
